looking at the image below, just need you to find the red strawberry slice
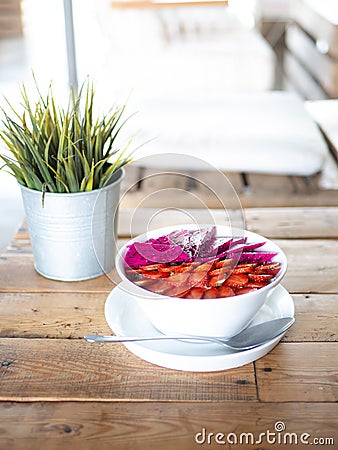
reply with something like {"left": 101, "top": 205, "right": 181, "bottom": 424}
{"left": 185, "top": 287, "right": 205, "bottom": 299}
{"left": 133, "top": 278, "right": 157, "bottom": 288}
{"left": 125, "top": 268, "right": 144, "bottom": 275}
{"left": 139, "top": 263, "right": 166, "bottom": 271}
{"left": 235, "top": 287, "right": 257, "bottom": 295}
{"left": 159, "top": 265, "right": 176, "bottom": 273}
{"left": 209, "top": 275, "right": 228, "bottom": 287}
{"left": 193, "top": 262, "right": 214, "bottom": 272}
{"left": 232, "top": 263, "right": 257, "bottom": 274}
{"left": 215, "top": 258, "right": 235, "bottom": 268}
{"left": 167, "top": 272, "right": 191, "bottom": 286}
{"left": 189, "top": 271, "right": 208, "bottom": 287}
{"left": 209, "top": 267, "right": 229, "bottom": 277}
{"left": 163, "top": 264, "right": 192, "bottom": 273}
{"left": 224, "top": 274, "right": 248, "bottom": 288}
{"left": 264, "top": 268, "right": 281, "bottom": 276}
{"left": 149, "top": 280, "right": 172, "bottom": 295}
{"left": 255, "top": 262, "right": 281, "bottom": 274}
{"left": 174, "top": 288, "right": 193, "bottom": 298}
{"left": 248, "top": 273, "right": 273, "bottom": 282}
{"left": 142, "top": 271, "right": 169, "bottom": 279}
{"left": 217, "top": 286, "right": 235, "bottom": 297}
{"left": 202, "top": 287, "right": 218, "bottom": 299}
{"left": 246, "top": 281, "right": 268, "bottom": 289}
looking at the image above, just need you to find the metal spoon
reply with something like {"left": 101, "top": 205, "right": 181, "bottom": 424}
{"left": 84, "top": 317, "right": 295, "bottom": 350}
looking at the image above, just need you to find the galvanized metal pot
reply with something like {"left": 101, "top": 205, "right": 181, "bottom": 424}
{"left": 20, "top": 169, "right": 124, "bottom": 281}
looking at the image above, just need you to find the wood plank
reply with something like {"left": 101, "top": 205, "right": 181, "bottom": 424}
{"left": 0, "top": 292, "right": 111, "bottom": 339}
{"left": 1, "top": 239, "right": 337, "bottom": 293}
{"left": 278, "top": 239, "right": 338, "bottom": 293}
{"left": 121, "top": 184, "right": 338, "bottom": 208}
{"left": 120, "top": 164, "right": 338, "bottom": 208}
{"left": 4, "top": 237, "right": 32, "bottom": 255}
{"left": 117, "top": 208, "right": 243, "bottom": 238}
{"left": 285, "top": 294, "right": 338, "bottom": 342}
{"left": 7, "top": 207, "right": 338, "bottom": 253}
{"left": 256, "top": 343, "right": 338, "bottom": 402}
{"left": 0, "top": 338, "right": 256, "bottom": 402}
{"left": 117, "top": 207, "right": 338, "bottom": 239}
{"left": 0, "top": 401, "right": 337, "bottom": 450}
{"left": 0, "top": 254, "right": 117, "bottom": 293}
{"left": 1, "top": 292, "right": 337, "bottom": 341}
{"left": 244, "top": 207, "right": 338, "bottom": 239}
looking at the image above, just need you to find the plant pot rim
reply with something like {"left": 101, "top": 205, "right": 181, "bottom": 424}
{"left": 18, "top": 168, "right": 125, "bottom": 198}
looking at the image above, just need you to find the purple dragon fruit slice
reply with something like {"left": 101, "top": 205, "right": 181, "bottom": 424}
{"left": 238, "top": 252, "right": 277, "bottom": 263}
{"left": 146, "top": 235, "right": 171, "bottom": 246}
{"left": 133, "top": 242, "right": 189, "bottom": 264}
{"left": 242, "top": 241, "right": 266, "bottom": 251}
{"left": 197, "top": 229, "right": 219, "bottom": 258}
{"left": 199, "top": 228, "right": 228, "bottom": 253}
{"left": 124, "top": 243, "right": 149, "bottom": 269}
{"left": 226, "top": 241, "right": 266, "bottom": 254}
{"left": 202, "top": 226, "right": 217, "bottom": 244}
{"left": 215, "top": 238, "right": 234, "bottom": 255}
{"left": 187, "top": 231, "right": 200, "bottom": 259}
{"left": 189, "top": 227, "right": 217, "bottom": 259}
{"left": 229, "top": 237, "right": 247, "bottom": 247}
{"left": 168, "top": 229, "right": 192, "bottom": 255}
{"left": 197, "top": 237, "right": 233, "bottom": 259}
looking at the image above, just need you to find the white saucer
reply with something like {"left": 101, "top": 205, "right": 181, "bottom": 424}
{"left": 104, "top": 283, "right": 295, "bottom": 372}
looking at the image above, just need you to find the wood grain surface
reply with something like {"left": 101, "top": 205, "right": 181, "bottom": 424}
{"left": 0, "top": 292, "right": 336, "bottom": 341}
{"left": 1, "top": 338, "right": 336, "bottom": 403}
{"left": 0, "top": 402, "right": 337, "bottom": 450}
{"left": 118, "top": 207, "right": 338, "bottom": 239}
{"left": 8, "top": 207, "right": 338, "bottom": 245}
{"left": 0, "top": 338, "right": 256, "bottom": 402}
{"left": 255, "top": 343, "right": 338, "bottom": 402}
{"left": 0, "top": 207, "right": 337, "bottom": 449}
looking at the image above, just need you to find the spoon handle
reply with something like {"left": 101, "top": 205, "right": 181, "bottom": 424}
{"left": 84, "top": 335, "right": 219, "bottom": 344}
{"left": 84, "top": 317, "right": 295, "bottom": 349}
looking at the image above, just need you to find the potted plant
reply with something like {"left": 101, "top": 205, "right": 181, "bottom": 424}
{"left": 0, "top": 80, "right": 134, "bottom": 281}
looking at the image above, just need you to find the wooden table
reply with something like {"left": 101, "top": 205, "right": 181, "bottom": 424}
{"left": 0, "top": 207, "right": 337, "bottom": 449}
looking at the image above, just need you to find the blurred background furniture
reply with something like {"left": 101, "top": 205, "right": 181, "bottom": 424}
{"left": 0, "top": 0, "right": 22, "bottom": 38}
{"left": 132, "top": 91, "right": 329, "bottom": 188}
{"left": 100, "top": 0, "right": 276, "bottom": 98}
{"left": 307, "top": 99, "right": 338, "bottom": 164}
{"left": 284, "top": 0, "right": 338, "bottom": 100}
{"left": 110, "top": 0, "right": 229, "bottom": 7}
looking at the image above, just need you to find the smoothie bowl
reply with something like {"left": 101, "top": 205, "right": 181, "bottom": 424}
{"left": 115, "top": 225, "right": 287, "bottom": 338}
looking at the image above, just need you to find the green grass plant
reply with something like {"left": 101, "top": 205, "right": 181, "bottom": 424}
{"left": 0, "top": 79, "right": 134, "bottom": 193}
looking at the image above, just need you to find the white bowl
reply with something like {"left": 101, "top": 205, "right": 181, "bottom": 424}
{"left": 115, "top": 225, "right": 287, "bottom": 338}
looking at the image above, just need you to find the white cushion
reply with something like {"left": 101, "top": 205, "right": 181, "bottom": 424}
{"left": 132, "top": 92, "right": 329, "bottom": 176}
{"left": 101, "top": 8, "right": 275, "bottom": 93}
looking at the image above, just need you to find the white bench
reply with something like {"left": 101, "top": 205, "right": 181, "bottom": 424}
{"left": 133, "top": 91, "right": 329, "bottom": 184}
{"left": 102, "top": 4, "right": 275, "bottom": 95}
